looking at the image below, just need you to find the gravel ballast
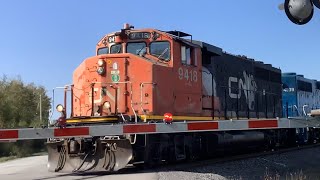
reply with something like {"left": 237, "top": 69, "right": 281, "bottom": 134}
{"left": 157, "top": 146, "right": 320, "bottom": 180}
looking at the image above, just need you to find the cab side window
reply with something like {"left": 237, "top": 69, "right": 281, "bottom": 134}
{"left": 150, "top": 41, "right": 170, "bottom": 61}
{"left": 181, "top": 45, "right": 197, "bottom": 66}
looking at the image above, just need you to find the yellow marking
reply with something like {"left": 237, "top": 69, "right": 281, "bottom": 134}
{"left": 107, "top": 59, "right": 112, "bottom": 64}
{"left": 139, "top": 115, "right": 273, "bottom": 121}
{"left": 139, "top": 115, "right": 215, "bottom": 122}
{"left": 67, "top": 117, "right": 118, "bottom": 123}
{"left": 66, "top": 115, "right": 274, "bottom": 124}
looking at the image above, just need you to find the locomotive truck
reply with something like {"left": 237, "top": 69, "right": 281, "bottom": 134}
{"left": 1, "top": 24, "right": 320, "bottom": 173}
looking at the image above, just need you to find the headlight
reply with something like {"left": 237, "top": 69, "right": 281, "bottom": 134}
{"left": 56, "top": 104, "right": 64, "bottom": 112}
{"left": 98, "top": 59, "right": 105, "bottom": 67}
{"left": 103, "top": 101, "right": 111, "bottom": 109}
{"left": 97, "top": 67, "right": 105, "bottom": 75}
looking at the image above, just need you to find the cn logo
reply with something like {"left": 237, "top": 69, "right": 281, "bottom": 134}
{"left": 228, "top": 71, "right": 257, "bottom": 110}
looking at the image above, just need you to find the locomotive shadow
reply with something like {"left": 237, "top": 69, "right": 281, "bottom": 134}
{"left": 154, "top": 151, "right": 320, "bottom": 180}
{"left": 33, "top": 166, "right": 154, "bottom": 180}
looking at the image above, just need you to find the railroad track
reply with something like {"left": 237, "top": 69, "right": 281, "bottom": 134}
{"left": 78, "top": 143, "right": 320, "bottom": 176}
{"left": 118, "top": 143, "right": 320, "bottom": 173}
{"left": 163, "top": 143, "right": 320, "bottom": 172}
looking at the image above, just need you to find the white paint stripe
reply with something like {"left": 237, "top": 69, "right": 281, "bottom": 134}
{"left": 156, "top": 122, "right": 188, "bottom": 133}
{"left": 278, "top": 119, "right": 290, "bottom": 128}
{"left": 90, "top": 125, "right": 123, "bottom": 136}
{"left": 291, "top": 120, "right": 308, "bottom": 128}
{"left": 19, "top": 128, "right": 54, "bottom": 140}
{"left": 281, "top": 118, "right": 320, "bottom": 129}
{"left": 219, "top": 120, "right": 249, "bottom": 130}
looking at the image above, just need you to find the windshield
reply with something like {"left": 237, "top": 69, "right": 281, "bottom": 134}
{"left": 127, "top": 42, "right": 146, "bottom": 55}
{"left": 97, "top": 47, "right": 109, "bottom": 55}
{"left": 150, "top": 41, "right": 170, "bottom": 61}
{"left": 110, "top": 44, "right": 122, "bottom": 54}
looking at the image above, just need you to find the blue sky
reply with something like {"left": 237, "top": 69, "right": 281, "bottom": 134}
{"left": 0, "top": 1, "right": 320, "bottom": 102}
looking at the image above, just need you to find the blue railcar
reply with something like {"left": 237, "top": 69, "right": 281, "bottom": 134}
{"left": 282, "top": 73, "right": 320, "bottom": 117}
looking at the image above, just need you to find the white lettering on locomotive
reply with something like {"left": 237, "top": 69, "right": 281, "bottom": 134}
{"left": 178, "top": 67, "right": 197, "bottom": 82}
{"left": 228, "top": 71, "right": 257, "bottom": 110}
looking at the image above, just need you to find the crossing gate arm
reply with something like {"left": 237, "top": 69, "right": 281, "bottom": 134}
{"left": 1, "top": 118, "right": 320, "bottom": 141}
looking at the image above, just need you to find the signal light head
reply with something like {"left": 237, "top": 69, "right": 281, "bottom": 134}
{"left": 163, "top": 113, "right": 173, "bottom": 124}
{"left": 284, "top": 0, "right": 314, "bottom": 25}
{"left": 56, "top": 104, "right": 64, "bottom": 112}
{"left": 313, "top": 0, "right": 320, "bottom": 8}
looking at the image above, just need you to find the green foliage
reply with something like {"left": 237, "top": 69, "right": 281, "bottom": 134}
{"left": 0, "top": 76, "right": 51, "bottom": 158}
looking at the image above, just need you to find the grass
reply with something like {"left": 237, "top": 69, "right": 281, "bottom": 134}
{"left": 224, "top": 168, "right": 309, "bottom": 180}
{"left": 31, "top": 151, "right": 48, "bottom": 156}
{"left": 262, "top": 168, "right": 308, "bottom": 180}
{"left": 0, "top": 156, "right": 17, "bottom": 163}
{"left": 0, "top": 151, "right": 47, "bottom": 163}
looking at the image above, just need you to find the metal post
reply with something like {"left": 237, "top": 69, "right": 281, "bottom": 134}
{"left": 212, "top": 78, "right": 215, "bottom": 120}
{"left": 247, "top": 89, "right": 249, "bottom": 119}
{"left": 70, "top": 85, "right": 74, "bottom": 118}
{"left": 91, "top": 83, "right": 95, "bottom": 116}
{"left": 115, "top": 87, "right": 118, "bottom": 114}
{"left": 64, "top": 86, "right": 68, "bottom": 118}
{"left": 52, "top": 88, "right": 55, "bottom": 117}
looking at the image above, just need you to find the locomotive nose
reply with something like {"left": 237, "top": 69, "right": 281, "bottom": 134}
{"left": 72, "top": 55, "right": 129, "bottom": 117}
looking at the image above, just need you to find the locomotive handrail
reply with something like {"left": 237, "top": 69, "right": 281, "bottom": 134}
{"left": 50, "top": 85, "right": 73, "bottom": 121}
{"left": 93, "top": 81, "right": 137, "bottom": 122}
{"left": 219, "top": 85, "right": 281, "bottom": 96}
{"left": 53, "top": 82, "right": 138, "bottom": 122}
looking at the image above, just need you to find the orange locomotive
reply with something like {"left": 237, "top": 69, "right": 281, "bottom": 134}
{"left": 49, "top": 24, "right": 287, "bottom": 172}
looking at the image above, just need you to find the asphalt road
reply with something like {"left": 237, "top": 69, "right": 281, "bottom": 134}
{"left": 0, "top": 155, "right": 158, "bottom": 180}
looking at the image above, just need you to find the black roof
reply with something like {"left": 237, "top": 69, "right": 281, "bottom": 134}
{"left": 191, "top": 40, "right": 223, "bottom": 56}
{"left": 166, "top": 30, "right": 192, "bottom": 37}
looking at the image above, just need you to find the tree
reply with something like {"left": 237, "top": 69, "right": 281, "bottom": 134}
{"left": 0, "top": 76, "right": 51, "bottom": 157}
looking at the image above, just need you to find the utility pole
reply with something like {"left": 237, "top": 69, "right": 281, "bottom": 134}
{"left": 39, "top": 94, "right": 42, "bottom": 123}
